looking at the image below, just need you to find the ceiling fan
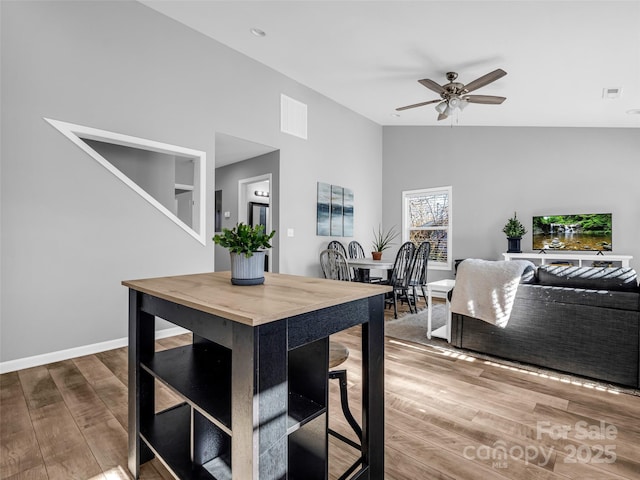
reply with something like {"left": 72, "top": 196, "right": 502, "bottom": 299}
{"left": 396, "top": 68, "right": 507, "bottom": 120}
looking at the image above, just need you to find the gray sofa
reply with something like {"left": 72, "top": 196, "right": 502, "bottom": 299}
{"left": 450, "top": 264, "right": 640, "bottom": 388}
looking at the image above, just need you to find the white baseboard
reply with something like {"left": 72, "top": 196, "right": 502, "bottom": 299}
{"left": 0, "top": 326, "right": 190, "bottom": 374}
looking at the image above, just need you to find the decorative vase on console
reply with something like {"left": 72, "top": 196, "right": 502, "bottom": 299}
{"left": 502, "top": 212, "right": 527, "bottom": 253}
{"left": 213, "top": 222, "right": 275, "bottom": 285}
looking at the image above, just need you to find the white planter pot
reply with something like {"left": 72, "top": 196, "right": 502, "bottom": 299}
{"left": 230, "top": 251, "right": 265, "bottom": 285}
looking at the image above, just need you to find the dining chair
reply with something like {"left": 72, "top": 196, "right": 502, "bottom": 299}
{"left": 320, "top": 248, "right": 352, "bottom": 281}
{"left": 347, "top": 240, "right": 365, "bottom": 259}
{"left": 318, "top": 248, "right": 363, "bottom": 477}
{"left": 408, "top": 241, "right": 431, "bottom": 310}
{"left": 382, "top": 241, "right": 416, "bottom": 318}
{"left": 327, "top": 240, "right": 348, "bottom": 259}
{"left": 347, "top": 240, "right": 382, "bottom": 283}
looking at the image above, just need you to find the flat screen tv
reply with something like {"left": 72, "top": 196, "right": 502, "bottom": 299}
{"left": 532, "top": 213, "right": 612, "bottom": 251}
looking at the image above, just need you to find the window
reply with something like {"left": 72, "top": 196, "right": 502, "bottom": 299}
{"left": 402, "top": 186, "right": 452, "bottom": 270}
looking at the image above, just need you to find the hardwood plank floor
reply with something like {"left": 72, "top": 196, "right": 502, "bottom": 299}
{"left": 2, "top": 301, "right": 639, "bottom": 479}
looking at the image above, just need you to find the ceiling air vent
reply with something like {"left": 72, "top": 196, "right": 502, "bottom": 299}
{"left": 281, "top": 94, "right": 308, "bottom": 140}
{"left": 602, "top": 87, "right": 622, "bottom": 99}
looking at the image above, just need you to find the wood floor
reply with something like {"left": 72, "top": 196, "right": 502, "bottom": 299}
{"left": 2, "top": 302, "right": 640, "bottom": 480}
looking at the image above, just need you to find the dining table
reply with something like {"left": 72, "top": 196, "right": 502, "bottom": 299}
{"left": 348, "top": 257, "right": 394, "bottom": 282}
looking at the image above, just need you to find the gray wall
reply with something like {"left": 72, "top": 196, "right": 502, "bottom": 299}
{"left": 0, "top": 0, "right": 382, "bottom": 364}
{"left": 84, "top": 139, "right": 177, "bottom": 213}
{"left": 214, "top": 151, "right": 280, "bottom": 272}
{"left": 382, "top": 126, "right": 640, "bottom": 281}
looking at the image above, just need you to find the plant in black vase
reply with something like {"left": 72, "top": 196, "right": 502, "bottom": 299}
{"left": 502, "top": 212, "right": 527, "bottom": 253}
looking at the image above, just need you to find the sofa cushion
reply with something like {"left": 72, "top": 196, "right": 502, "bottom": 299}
{"left": 517, "top": 283, "right": 640, "bottom": 311}
{"left": 537, "top": 265, "right": 639, "bottom": 292}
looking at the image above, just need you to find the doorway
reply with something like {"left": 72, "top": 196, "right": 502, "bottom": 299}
{"left": 214, "top": 133, "right": 279, "bottom": 272}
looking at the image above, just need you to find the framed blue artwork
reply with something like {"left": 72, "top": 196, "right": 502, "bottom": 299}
{"left": 317, "top": 182, "right": 353, "bottom": 237}
{"left": 343, "top": 188, "right": 354, "bottom": 236}
{"left": 330, "top": 185, "right": 344, "bottom": 236}
{"left": 316, "top": 182, "right": 331, "bottom": 236}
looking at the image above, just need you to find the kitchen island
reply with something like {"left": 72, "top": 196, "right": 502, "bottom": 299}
{"left": 123, "top": 271, "right": 389, "bottom": 480}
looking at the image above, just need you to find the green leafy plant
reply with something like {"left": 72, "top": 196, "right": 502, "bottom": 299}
{"left": 502, "top": 212, "right": 527, "bottom": 238}
{"left": 213, "top": 223, "right": 275, "bottom": 258}
{"left": 372, "top": 225, "right": 399, "bottom": 252}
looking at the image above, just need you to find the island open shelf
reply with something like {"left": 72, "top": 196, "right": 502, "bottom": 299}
{"left": 124, "top": 271, "right": 389, "bottom": 480}
{"left": 142, "top": 342, "right": 232, "bottom": 432}
{"left": 141, "top": 403, "right": 232, "bottom": 480}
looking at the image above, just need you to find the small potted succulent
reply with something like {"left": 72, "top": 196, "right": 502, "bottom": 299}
{"left": 213, "top": 223, "right": 275, "bottom": 285}
{"left": 371, "top": 225, "right": 399, "bottom": 260}
{"left": 502, "top": 212, "right": 527, "bottom": 253}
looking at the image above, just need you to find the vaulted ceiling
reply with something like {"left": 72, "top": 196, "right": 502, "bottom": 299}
{"left": 141, "top": 1, "right": 640, "bottom": 128}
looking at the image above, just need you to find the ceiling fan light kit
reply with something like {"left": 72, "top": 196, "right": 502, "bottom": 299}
{"left": 397, "top": 68, "right": 507, "bottom": 121}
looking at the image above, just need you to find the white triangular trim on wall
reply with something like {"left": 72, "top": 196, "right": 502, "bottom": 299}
{"left": 44, "top": 118, "right": 207, "bottom": 245}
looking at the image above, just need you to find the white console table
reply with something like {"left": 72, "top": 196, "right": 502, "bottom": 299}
{"left": 503, "top": 252, "right": 632, "bottom": 268}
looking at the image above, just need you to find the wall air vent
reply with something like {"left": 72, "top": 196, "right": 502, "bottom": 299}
{"left": 280, "top": 94, "right": 308, "bottom": 140}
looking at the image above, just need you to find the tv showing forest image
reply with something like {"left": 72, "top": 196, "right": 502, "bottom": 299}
{"left": 532, "top": 213, "right": 612, "bottom": 251}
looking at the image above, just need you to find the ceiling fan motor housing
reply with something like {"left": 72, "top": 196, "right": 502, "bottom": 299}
{"left": 443, "top": 82, "right": 466, "bottom": 99}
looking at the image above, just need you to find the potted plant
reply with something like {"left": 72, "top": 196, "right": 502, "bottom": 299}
{"left": 502, "top": 212, "right": 527, "bottom": 253}
{"left": 213, "top": 222, "right": 275, "bottom": 285}
{"left": 371, "top": 225, "right": 398, "bottom": 260}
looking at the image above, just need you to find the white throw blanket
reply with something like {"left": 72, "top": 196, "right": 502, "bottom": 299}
{"left": 450, "top": 259, "right": 535, "bottom": 328}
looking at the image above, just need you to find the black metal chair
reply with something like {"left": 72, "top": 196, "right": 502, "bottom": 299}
{"left": 382, "top": 241, "right": 416, "bottom": 318}
{"left": 407, "top": 241, "right": 431, "bottom": 310}
{"left": 347, "top": 240, "right": 382, "bottom": 283}
{"left": 318, "top": 248, "right": 363, "bottom": 478}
